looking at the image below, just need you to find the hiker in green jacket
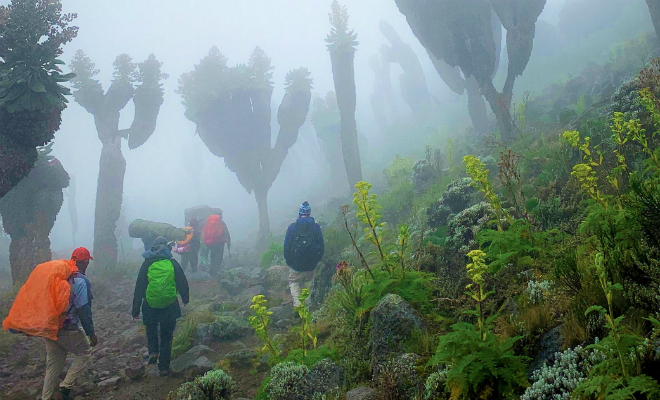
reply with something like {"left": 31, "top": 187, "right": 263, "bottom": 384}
{"left": 132, "top": 236, "right": 189, "bottom": 376}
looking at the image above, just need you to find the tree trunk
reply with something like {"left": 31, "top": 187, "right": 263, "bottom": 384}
{"left": 93, "top": 136, "right": 126, "bottom": 270}
{"left": 9, "top": 215, "right": 52, "bottom": 284}
{"left": 330, "top": 47, "right": 363, "bottom": 192}
{"left": 465, "top": 76, "right": 490, "bottom": 135}
{"left": 647, "top": 0, "right": 660, "bottom": 42}
{"left": 254, "top": 185, "right": 270, "bottom": 252}
{"left": 482, "top": 79, "right": 515, "bottom": 144}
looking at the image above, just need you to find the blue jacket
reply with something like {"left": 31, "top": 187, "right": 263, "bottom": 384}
{"left": 284, "top": 216, "right": 324, "bottom": 271}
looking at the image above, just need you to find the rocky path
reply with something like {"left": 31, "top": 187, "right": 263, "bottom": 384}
{"left": 1, "top": 263, "right": 294, "bottom": 400}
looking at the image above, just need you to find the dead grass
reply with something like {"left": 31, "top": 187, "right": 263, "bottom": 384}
{"left": 562, "top": 311, "right": 588, "bottom": 349}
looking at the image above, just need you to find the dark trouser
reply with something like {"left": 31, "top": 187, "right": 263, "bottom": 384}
{"left": 180, "top": 250, "right": 199, "bottom": 272}
{"left": 143, "top": 302, "right": 180, "bottom": 372}
{"left": 146, "top": 318, "right": 176, "bottom": 371}
{"left": 208, "top": 244, "right": 225, "bottom": 277}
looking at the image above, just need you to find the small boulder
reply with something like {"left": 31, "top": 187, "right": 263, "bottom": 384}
{"left": 264, "top": 265, "right": 290, "bottom": 290}
{"left": 171, "top": 345, "right": 214, "bottom": 373}
{"left": 529, "top": 325, "right": 564, "bottom": 374}
{"left": 268, "top": 306, "right": 294, "bottom": 321}
{"left": 224, "top": 348, "right": 258, "bottom": 368}
{"left": 195, "top": 323, "right": 213, "bottom": 346}
{"left": 97, "top": 376, "right": 121, "bottom": 388}
{"left": 346, "top": 387, "right": 377, "bottom": 400}
{"left": 210, "top": 316, "right": 251, "bottom": 342}
{"left": 370, "top": 294, "right": 423, "bottom": 371}
{"left": 292, "top": 358, "right": 345, "bottom": 400}
{"left": 310, "top": 262, "right": 335, "bottom": 309}
{"left": 238, "top": 285, "right": 267, "bottom": 309}
{"left": 124, "top": 365, "right": 145, "bottom": 381}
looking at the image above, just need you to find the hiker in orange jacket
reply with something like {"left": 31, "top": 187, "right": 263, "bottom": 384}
{"left": 42, "top": 247, "right": 98, "bottom": 400}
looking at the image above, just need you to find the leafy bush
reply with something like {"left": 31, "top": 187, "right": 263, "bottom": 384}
{"left": 429, "top": 250, "right": 529, "bottom": 399}
{"left": 521, "top": 345, "right": 598, "bottom": 400}
{"left": 167, "top": 369, "right": 235, "bottom": 400}
{"left": 264, "top": 361, "right": 309, "bottom": 400}
{"left": 525, "top": 280, "right": 552, "bottom": 305}
{"left": 424, "top": 369, "right": 449, "bottom": 400}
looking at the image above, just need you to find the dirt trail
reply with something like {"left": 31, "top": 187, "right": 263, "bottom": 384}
{"left": 1, "top": 264, "right": 279, "bottom": 400}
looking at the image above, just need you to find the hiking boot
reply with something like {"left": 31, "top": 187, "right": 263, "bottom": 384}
{"left": 159, "top": 369, "right": 171, "bottom": 377}
{"left": 58, "top": 387, "right": 71, "bottom": 400}
{"left": 148, "top": 354, "right": 159, "bottom": 365}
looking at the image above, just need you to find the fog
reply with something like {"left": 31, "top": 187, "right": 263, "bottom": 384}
{"left": 1, "top": 0, "right": 653, "bottom": 256}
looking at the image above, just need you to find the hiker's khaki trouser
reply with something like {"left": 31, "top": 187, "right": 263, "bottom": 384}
{"left": 42, "top": 328, "right": 90, "bottom": 400}
{"left": 289, "top": 268, "right": 314, "bottom": 307}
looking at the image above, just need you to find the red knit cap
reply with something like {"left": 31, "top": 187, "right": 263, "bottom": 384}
{"left": 71, "top": 247, "right": 93, "bottom": 261}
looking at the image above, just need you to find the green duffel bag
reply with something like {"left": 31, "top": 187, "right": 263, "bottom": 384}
{"left": 128, "top": 219, "right": 187, "bottom": 241}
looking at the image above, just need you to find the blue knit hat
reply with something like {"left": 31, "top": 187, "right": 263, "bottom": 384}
{"left": 299, "top": 201, "right": 311, "bottom": 216}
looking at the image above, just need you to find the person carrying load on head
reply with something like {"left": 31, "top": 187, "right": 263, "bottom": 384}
{"left": 174, "top": 218, "right": 200, "bottom": 273}
{"left": 2, "top": 247, "right": 98, "bottom": 400}
{"left": 203, "top": 213, "right": 231, "bottom": 277}
{"left": 283, "top": 201, "right": 324, "bottom": 308}
{"left": 132, "top": 237, "right": 189, "bottom": 376}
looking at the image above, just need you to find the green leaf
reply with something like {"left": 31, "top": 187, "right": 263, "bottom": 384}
{"left": 585, "top": 305, "right": 606, "bottom": 316}
{"left": 29, "top": 80, "right": 46, "bottom": 93}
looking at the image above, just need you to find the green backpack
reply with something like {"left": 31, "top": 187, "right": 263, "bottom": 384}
{"left": 146, "top": 259, "right": 178, "bottom": 309}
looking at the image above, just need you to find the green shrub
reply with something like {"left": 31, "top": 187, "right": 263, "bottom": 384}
{"left": 264, "top": 361, "right": 309, "bottom": 400}
{"left": 167, "top": 369, "right": 235, "bottom": 400}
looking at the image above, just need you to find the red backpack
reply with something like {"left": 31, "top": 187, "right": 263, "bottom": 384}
{"left": 203, "top": 215, "right": 224, "bottom": 245}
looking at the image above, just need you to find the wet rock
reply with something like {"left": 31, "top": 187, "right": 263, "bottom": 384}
{"left": 310, "top": 262, "right": 335, "bottom": 309}
{"left": 238, "top": 285, "right": 267, "bottom": 309}
{"left": 195, "top": 323, "right": 212, "bottom": 346}
{"left": 346, "top": 386, "right": 377, "bottom": 400}
{"left": 210, "top": 316, "right": 251, "bottom": 342}
{"left": 177, "top": 356, "right": 215, "bottom": 378}
{"left": 264, "top": 265, "right": 290, "bottom": 291}
{"left": 371, "top": 294, "right": 423, "bottom": 371}
{"left": 123, "top": 365, "right": 145, "bottom": 381}
{"left": 529, "top": 325, "right": 564, "bottom": 374}
{"left": 219, "top": 277, "right": 242, "bottom": 296}
{"left": 97, "top": 376, "right": 121, "bottom": 387}
{"left": 292, "top": 358, "right": 345, "bottom": 400}
{"left": 171, "top": 345, "right": 214, "bottom": 373}
{"left": 268, "top": 306, "right": 294, "bottom": 321}
{"left": 224, "top": 348, "right": 258, "bottom": 368}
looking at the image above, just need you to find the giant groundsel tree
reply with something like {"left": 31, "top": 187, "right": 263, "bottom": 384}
{"left": 327, "top": 0, "right": 363, "bottom": 191}
{"left": 0, "top": 145, "right": 69, "bottom": 284}
{"left": 0, "top": 0, "right": 77, "bottom": 199}
{"left": 70, "top": 51, "right": 167, "bottom": 269}
{"left": 178, "top": 47, "right": 312, "bottom": 248}
{"left": 395, "top": 0, "right": 546, "bottom": 143}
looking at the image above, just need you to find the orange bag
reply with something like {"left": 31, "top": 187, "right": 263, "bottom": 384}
{"left": 2, "top": 260, "right": 78, "bottom": 340}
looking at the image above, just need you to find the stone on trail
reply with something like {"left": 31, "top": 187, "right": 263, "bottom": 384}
{"left": 346, "top": 386, "right": 377, "bottom": 400}
{"left": 370, "top": 294, "right": 423, "bottom": 371}
{"left": 310, "top": 261, "right": 335, "bottom": 309}
{"left": 171, "top": 345, "right": 214, "bottom": 373}
{"left": 123, "top": 365, "right": 145, "bottom": 380}
{"left": 97, "top": 376, "right": 122, "bottom": 387}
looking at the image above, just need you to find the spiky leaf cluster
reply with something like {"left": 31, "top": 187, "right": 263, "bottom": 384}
{"left": 325, "top": 0, "right": 358, "bottom": 51}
